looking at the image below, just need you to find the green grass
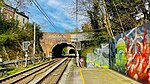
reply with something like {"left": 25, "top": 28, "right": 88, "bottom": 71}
{"left": 0, "top": 60, "right": 50, "bottom": 79}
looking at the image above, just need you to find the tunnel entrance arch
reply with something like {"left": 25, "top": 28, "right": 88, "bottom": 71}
{"left": 51, "top": 42, "right": 77, "bottom": 57}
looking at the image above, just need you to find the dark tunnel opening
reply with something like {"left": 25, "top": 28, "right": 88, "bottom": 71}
{"left": 69, "top": 49, "right": 75, "bottom": 54}
{"left": 52, "top": 43, "right": 76, "bottom": 58}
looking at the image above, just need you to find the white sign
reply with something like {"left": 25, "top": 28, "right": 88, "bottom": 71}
{"left": 23, "top": 41, "right": 30, "bottom": 51}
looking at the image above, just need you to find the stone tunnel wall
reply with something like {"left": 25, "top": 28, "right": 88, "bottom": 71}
{"left": 40, "top": 32, "right": 71, "bottom": 57}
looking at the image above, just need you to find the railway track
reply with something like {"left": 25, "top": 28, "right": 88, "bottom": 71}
{"left": 37, "top": 58, "right": 71, "bottom": 84}
{"left": 0, "top": 57, "right": 70, "bottom": 84}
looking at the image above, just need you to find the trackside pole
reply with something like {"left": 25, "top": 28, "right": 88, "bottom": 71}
{"left": 32, "top": 23, "right": 36, "bottom": 64}
{"left": 76, "top": 51, "right": 79, "bottom": 67}
{"left": 25, "top": 51, "right": 28, "bottom": 67}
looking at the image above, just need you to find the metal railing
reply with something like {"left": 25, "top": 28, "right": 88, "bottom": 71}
{"left": 0, "top": 57, "right": 50, "bottom": 66}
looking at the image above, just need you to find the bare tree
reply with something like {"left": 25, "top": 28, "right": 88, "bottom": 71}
{"left": 5, "top": 0, "right": 31, "bottom": 18}
{"left": 71, "top": 0, "right": 114, "bottom": 37}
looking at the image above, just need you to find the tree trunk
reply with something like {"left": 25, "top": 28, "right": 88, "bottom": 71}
{"left": 103, "top": 16, "right": 112, "bottom": 37}
{"left": 102, "top": 0, "right": 114, "bottom": 37}
{"left": 12, "top": 8, "right": 17, "bottom": 20}
{"left": 113, "top": 1, "right": 124, "bottom": 32}
{"left": 17, "top": 40, "right": 24, "bottom": 59}
{"left": 2, "top": 44, "right": 10, "bottom": 61}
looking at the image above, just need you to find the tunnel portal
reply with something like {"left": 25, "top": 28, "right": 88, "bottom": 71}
{"left": 52, "top": 43, "right": 76, "bottom": 57}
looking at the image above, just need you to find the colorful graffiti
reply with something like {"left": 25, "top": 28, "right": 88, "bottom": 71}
{"left": 109, "top": 22, "right": 150, "bottom": 83}
{"left": 86, "top": 47, "right": 109, "bottom": 68}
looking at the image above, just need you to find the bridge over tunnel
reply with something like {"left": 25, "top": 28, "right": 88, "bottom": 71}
{"left": 52, "top": 43, "right": 77, "bottom": 58}
{"left": 40, "top": 32, "right": 89, "bottom": 58}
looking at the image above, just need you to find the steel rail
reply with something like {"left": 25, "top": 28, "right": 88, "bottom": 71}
{"left": 29, "top": 58, "right": 70, "bottom": 84}
{"left": 0, "top": 58, "right": 61, "bottom": 84}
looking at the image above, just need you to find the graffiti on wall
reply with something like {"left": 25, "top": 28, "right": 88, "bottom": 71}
{"left": 109, "top": 22, "right": 150, "bottom": 83}
{"left": 86, "top": 45, "right": 109, "bottom": 68}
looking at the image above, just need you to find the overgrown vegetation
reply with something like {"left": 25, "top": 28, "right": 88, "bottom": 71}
{"left": 106, "top": 0, "right": 148, "bottom": 35}
{"left": 75, "top": 0, "right": 149, "bottom": 44}
{"left": 80, "top": 46, "right": 93, "bottom": 58}
{"left": 62, "top": 47, "right": 67, "bottom": 56}
{"left": 74, "top": 0, "right": 149, "bottom": 58}
{"left": 0, "top": 14, "right": 43, "bottom": 61}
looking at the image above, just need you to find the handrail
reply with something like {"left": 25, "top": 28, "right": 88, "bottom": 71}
{"left": 0, "top": 57, "right": 50, "bottom": 66}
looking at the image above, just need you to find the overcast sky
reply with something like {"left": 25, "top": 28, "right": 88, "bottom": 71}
{"left": 28, "top": 0, "right": 81, "bottom": 33}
